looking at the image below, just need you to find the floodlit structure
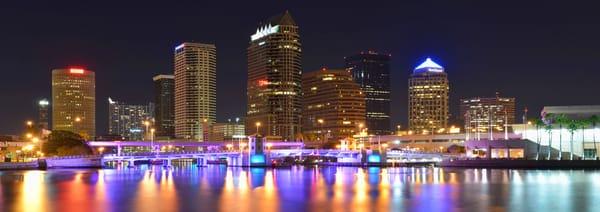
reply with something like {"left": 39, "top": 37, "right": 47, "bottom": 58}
{"left": 108, "top": 98, "right": 154, "bottom": 140}
{"left": 460, "top": 93, "right": 516, "bottom": 139}
{"left": 174, "top": 42, "right": 216, "bottom": 141}
{"left": 302, "top": 68, "right": 366, "bottom": 142}
{"left": 408, "top": 58, "right": 449, "bottom": 134}
{"left": 52, "top": 68, "right": 96, "bottom": 139}
{"left": 246, "top": 11, "right": 302, "bottom": 140}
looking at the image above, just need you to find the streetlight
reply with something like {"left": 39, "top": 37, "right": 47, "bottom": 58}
{"left": 317, "top": 119, "right": 324, "bottom": 144}
{"left": 255, "top": 122, "right": 261, "bottom": 135}
{"left": 98, "top": 147, "right": 105, "bottom": 155}
{"left": 26, "top": 121, "right": 33, "bottom": 127}
{"left": 150, "top": 128, "right": 156, "bottom": 153}
{"left": 143, "top": 121, "right": 150, "bottom": 141}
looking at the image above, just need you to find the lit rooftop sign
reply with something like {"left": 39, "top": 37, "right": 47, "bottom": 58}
{"left": 175, "top": 43, "right": 185, "bottom": 50}
{"left": 69, "top": 68, "right": 85, "bottom": 74}
{"left": 39, "top": 100, "right": 49, "bottom": 106}
{"left": 251, "top": 24, "right": 280, "bottom": 41}
{"left": 414, "top": 58, "right": 444, "bottom": 73}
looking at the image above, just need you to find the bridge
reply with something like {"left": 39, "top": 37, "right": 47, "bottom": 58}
{"left": 87, "top": 138, "right": 444, "bottom": 167}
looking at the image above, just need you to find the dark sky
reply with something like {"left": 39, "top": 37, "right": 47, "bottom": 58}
{"left": 1, "top": 1, "right": 600, "bottom": 135}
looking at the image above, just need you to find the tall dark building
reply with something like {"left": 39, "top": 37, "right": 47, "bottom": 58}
{"left": 345, "top": 51, "right": 391, "bottom": 135}
{"left": 108, "top": 98, "right": 154, "bottom": 140}
{"left": 38, "top": 99, "right": 49, "bottom": 131}
{"left": 153, "top": 74, "right": 175, "bottom": 138}
{"left": 246, "top": 11, "right": 302, "bottom": 141}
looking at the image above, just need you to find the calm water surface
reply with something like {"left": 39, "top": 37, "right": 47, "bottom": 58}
{"left": 1, "top": 165, "right": 600, "bottom": 211}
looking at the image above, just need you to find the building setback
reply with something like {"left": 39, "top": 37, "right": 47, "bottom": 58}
{"left": 408, "top": 58, "right": 449, "bottom": 134}
{"left": 174, "top": 42, "right": 216, "bottom": 141}
{"left": 52, "top": 68, "right": 96, "bottom": 139}
{"left": 153, "top": 75, "right": 175, "bottom": 138}
{"left": 345, "top": 51, "right": 391, "bottom": 135}
{"left": 211, "top": 118, "right": 245, "bottom": 142}
{"left": 460, "top": 93, "right": 516, "bottom": 134}
{"left": 302, "top": 68, "right": 366, "bottom": 142}
{"left": 246, "top": 11, "right": 302, "bottom": 140}
{"left": 108, "top": 98, "right": 154, "bottom": 140}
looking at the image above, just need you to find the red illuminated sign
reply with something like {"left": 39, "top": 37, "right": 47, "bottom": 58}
{"left": 69, "top": 68, "right": 85, "bottom": 74}
{"left": 258, "top": 79, "right": 268, "bottom": 86}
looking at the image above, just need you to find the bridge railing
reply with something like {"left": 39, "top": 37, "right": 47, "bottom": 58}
{"left": 103, "top": 150, "right": 243, "bottom": 157}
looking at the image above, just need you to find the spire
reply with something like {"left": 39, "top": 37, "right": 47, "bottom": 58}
{"left": 413, "top": 57, "right": 444, "bottom": 73}
{"left": 269, "top": 10, "right": 296, "bottom": 26}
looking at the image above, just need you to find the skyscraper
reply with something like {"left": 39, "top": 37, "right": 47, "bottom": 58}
{"left": 302, "top": 68, "right": 365, "bottom": 142}
{"left": 408, "top": 58, "right": 449, "bottom": 134}
{"left": 153, "top": 75, "right": 175, "bottom": 138}
{"left": 460, "top": 93, "right": 516, "bottom": 136}
{"left": 246, "top": 11, "right": 302, "bottom": 141}
{"left": 38, "top": 99, "right": 49, "bottom": 131}
{"left": 345, "top": 51, "right": 391, "bottom": 135}
{"left": 174, "top": 42, "right": 216, "bottom": 141}
{"left": 108, "top": 98, "right": 154, "bottom": 140}
{"left": 52, "top": 68, "right": 95, "bottom": 139}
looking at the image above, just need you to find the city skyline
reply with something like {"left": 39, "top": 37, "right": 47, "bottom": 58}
{"left": 2, "top": 2, "right": 600, "bottom": 134}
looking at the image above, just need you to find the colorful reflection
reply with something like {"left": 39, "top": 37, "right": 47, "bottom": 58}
{"left": 1, "top": 166, "right": 600, "bottom": 211}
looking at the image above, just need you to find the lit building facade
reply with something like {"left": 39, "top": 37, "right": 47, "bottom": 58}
{"left": 174, "top": 42, "right": 216, "bottom": 141}
{"left": 408, "top": 58, "right": 449, "bottom": 134}
{"left": 460, "top": 93, "right": 516, "bottom": 136}
{"left": 302, "top": 68, "right": 366, "bottom": 142}
{"left": 52, "top": 68, "right": 95, "bottom": 139}
{"left": 108, "top": 98, "right": 154, "bottom": 140}
{"left": 246, "top": 11, "right": 302, "bottom": 140}
{"left": 38, "top": 99, "right": 50, "bottom": 131}
{"left": 345, "top": 51, "right": 391, "bottom": 135}
{"left": 211, "top": 118, "right": 245, "bottom": 141}
{"left": 153, "top": 75, "right": 175, "bottom": 138}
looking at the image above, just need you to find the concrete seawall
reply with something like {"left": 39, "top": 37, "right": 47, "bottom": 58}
{"left": 0, "top": 162, "right": 38, "bottom": 170}
{"left": 441, "top": 159, "right": 600, "bottom": 169}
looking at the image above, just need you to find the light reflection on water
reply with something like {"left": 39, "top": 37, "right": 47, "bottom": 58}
{"left": 1, "top": 166, "right": 600, "bottom": 211}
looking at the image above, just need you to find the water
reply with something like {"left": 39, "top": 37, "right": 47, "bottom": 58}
{"left": 1, "top": 165, "right": 600, "bottom": 212}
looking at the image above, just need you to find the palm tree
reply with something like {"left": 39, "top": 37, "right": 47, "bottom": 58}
{"left": 554, "top": 114, "right": 568, "bottom": 160}
{"left": 534, "top": 119, "right": 545, "bottom": 160}
{"left": 579, "top": 119, "right": 589, "bottom": 159}
{"left": 545, "top": 123, "right": 554, "bottom": 160}
{"left": 567, "top": 119, "right": 578, "bottom": 160}
{"left": 590, "top": 115, "right": 599, "bottom": 160}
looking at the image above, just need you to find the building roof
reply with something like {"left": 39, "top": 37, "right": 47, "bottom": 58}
{"left": 268, "top": 10, "right": 296, "bottom": 26}
{"left": 153, "top": 74, "right": 174, "bottom": 81}
{"left": 541, "top": 105, "right": 600, "bottom": 120}
{"left": 413, "top": 58, "right": 444, "bottom": 73}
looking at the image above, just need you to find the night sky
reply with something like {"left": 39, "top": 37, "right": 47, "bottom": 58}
{"left": 1, "top": 1, "right": 599, "bottom": 135}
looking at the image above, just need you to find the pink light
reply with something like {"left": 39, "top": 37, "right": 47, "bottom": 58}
{"left": 69, "top": 68, "right": 85, "bottom": 74}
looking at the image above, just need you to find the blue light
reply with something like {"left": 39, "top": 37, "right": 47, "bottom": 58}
{"left": 250, "top": 154, "right": 266, "bottom": 164}
{"left": 367, "top": 154, "right": 381, "bottom": 163}
{"left": 414, "top": 57, "right": 444, "bottom": 73}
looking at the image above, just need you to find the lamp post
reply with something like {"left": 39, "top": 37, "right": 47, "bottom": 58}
{"left": 150, "top": 128, "right": 155, "bottom": 154}
{"left": 255, "top": 122, "right": 261, "bottom": 136}
{"left": 317, "top": 119, "right": 324, "bottom": 146}
{"left": 143, "top": 121, "right": 150, "bottom": 141}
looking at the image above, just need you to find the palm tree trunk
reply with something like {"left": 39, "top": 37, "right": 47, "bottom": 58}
{"left": 536, "top": 126, "right": 540, "bottom": 160}
{"left": 559, "top": 125, "right": 563, "bottom": 160}
{"left": 570, "top": 133, "right": 574, "bottom": 160}
{"left": 547, "top": 132, "right": 553, "bottom": 160}
{"left": 594, "top": 124, "right": 598, "bottom": 160}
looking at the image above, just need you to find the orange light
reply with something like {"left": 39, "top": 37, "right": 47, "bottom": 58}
{"left": 258, "top": 79, "right": 268, "bottom": 86}
{"left": 69, "top": 68, "right": 85, "bottom": 74}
